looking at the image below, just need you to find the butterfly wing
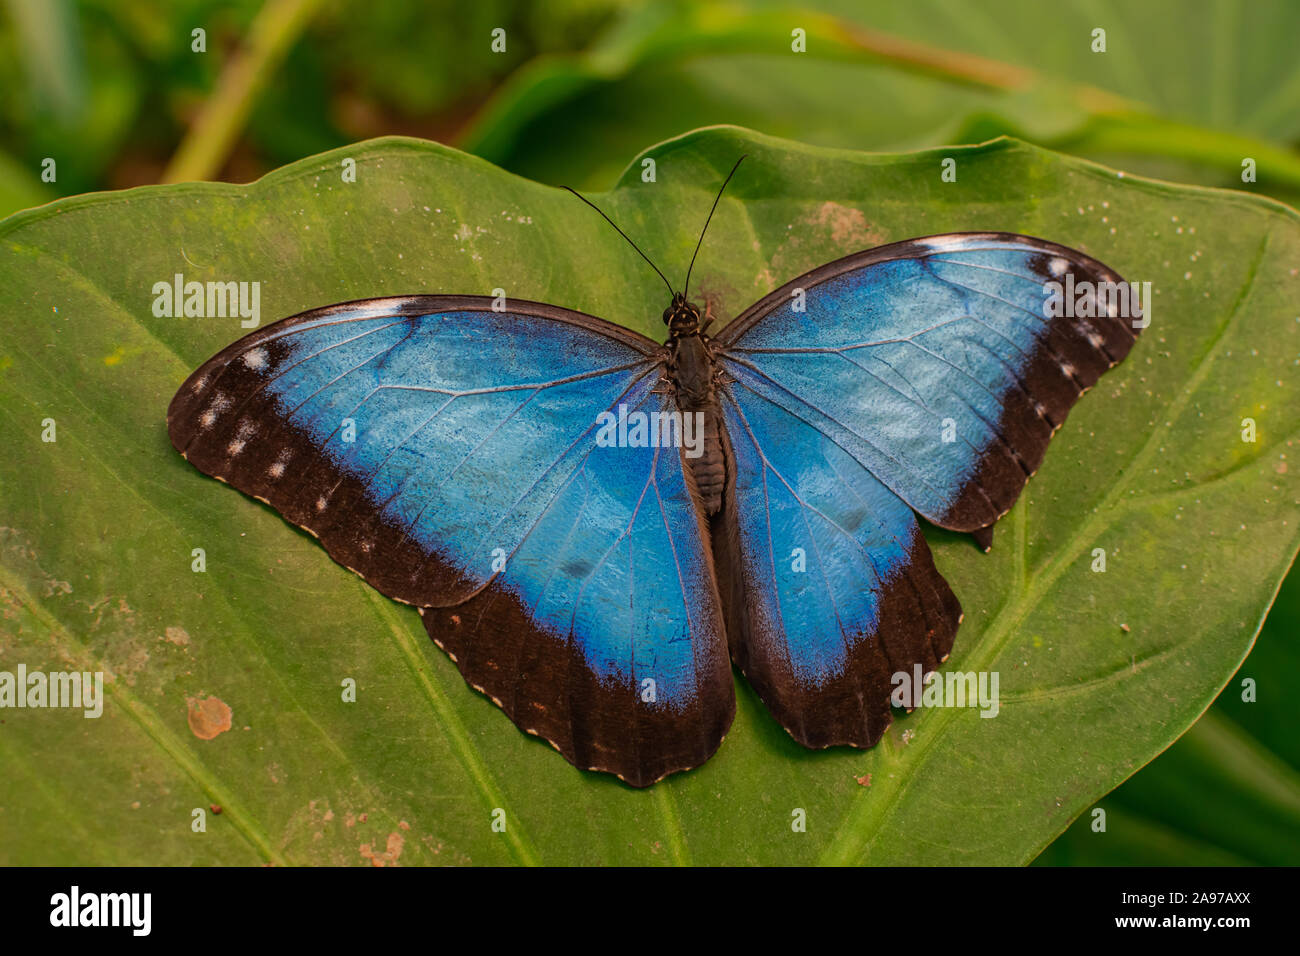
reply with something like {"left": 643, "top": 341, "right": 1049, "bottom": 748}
{"left": 716, "top": 233, "right": 1141, "bottom": 535}
{"left": 168, "top": 296, "right": 733, "bottom": 786}
{"left": 715, "top": 382, "right": 960, "bottom": 747}
{"left": 712, "top": 233, "right": 1140, "bottom": 745}
{"left": 420, "top": 384, "right": 734, "bottom": 787}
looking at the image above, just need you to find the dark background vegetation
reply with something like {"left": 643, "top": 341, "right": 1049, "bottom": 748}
{"left": 2, "top": 0, "right": 1295, "bottom": 865}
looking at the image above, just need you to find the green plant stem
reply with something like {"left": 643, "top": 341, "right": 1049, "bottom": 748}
{"left": 163, "top": 0, "right": 324, "bottom": 184}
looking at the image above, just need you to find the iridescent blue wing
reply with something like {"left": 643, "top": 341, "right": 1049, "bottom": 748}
{"left": 716, "top": 383, "right": 961, "bottom": 747}
{"left": 420, "top": 383, "right": 733, "bottom": 787}
{"left": 168, "top": 296, "right": 733, "bottom": 786}
{"left": 717, "top": 233, "right": 1141, "bottom": 535}
{"left": 713, "top": 233, "right": 1140, "bottom": 745}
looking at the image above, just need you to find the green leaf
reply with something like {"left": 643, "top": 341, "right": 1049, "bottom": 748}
{"left": 1, "top": 129, "right": 1296, "bottom": 865}
{"left": 1035, "top": 560, "right": 1300, "bottom": 865}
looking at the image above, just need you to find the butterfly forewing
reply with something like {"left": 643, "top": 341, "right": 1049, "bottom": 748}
{"left": 716, "top": 233, "right": 1141, "bottom": 533}
{"left": 169, "top": 296, "right": 660, "bottom": 605}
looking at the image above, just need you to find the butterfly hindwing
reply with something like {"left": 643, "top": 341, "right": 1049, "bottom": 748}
{"left": 421, "top": 384, "right": 734, "bottom": 787}
{"left": 168, "top": 296, "right": 733, "bottom": 786}
{"left": 716, "top": 233, "right": 1141, "bottom": 534}
{"left": 715, "top": 380, "right": 960, "bottom": 748}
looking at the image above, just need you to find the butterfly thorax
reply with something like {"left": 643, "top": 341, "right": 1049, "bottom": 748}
{"left": 662, "top": 293, "right": 713, "bottom": 400}
{"left": 664, "top": 295, "right": 727, "bottom": 518}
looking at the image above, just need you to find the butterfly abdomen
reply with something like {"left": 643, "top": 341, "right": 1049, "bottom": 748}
{"left": 687, "top": 405, "right": 727, "bottom": 517}
{"left": 669, "top": 331, "right": 728, "bottom": 517}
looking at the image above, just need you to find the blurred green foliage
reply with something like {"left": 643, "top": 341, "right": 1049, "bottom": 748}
{"left": 7, "top": 0, "right": 1299, "bottom": 202}
{"left": 0, "top": 0, "right": 631, "bottom": 195}
{"left": 0, "top": 0, "right": 1295, "bottom": 865}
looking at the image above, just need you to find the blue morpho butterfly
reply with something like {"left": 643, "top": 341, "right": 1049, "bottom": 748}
{"left": 168, "top": 157, "right": 1141, "bottom": 787}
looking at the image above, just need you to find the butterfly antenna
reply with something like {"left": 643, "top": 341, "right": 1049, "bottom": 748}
{"left": 683, "top": 155, "right": 746, "bottom": 299}
{"left": 562, "top": 186, "right": 674, "bottom": 296}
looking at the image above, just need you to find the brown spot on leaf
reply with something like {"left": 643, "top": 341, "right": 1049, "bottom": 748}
{"left": 856, "top": 773, "right": 873, "bottom": 787}
{"left": 769, "top": 202, "right": 886, "bottom": 283}
{"left": 812, "top": 201, "right": 882, "bottom": 246}
{"left": 186, "top": 695, "right": 232, "bottom": 739}
{"left": 359, "top": 831, "right": 405, "bottom": 867}
{"left": 164, "top": 626, "right": 191, "bottom": 646}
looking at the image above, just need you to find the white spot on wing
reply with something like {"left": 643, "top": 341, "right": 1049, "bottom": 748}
{"left": 268, "top": 449, "right": 291, "bottom": 479}
{"left": 1049, "top": 257, "right": 1069, "bottom": 277}
{"left": 920, "top": 235, "right": 980, "bottom": 254}
{"left": 202, "top": 392, "right": 232, "bottom": 427}
{"left": 243, "top": 348, "right": 268, "bottom": 370}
